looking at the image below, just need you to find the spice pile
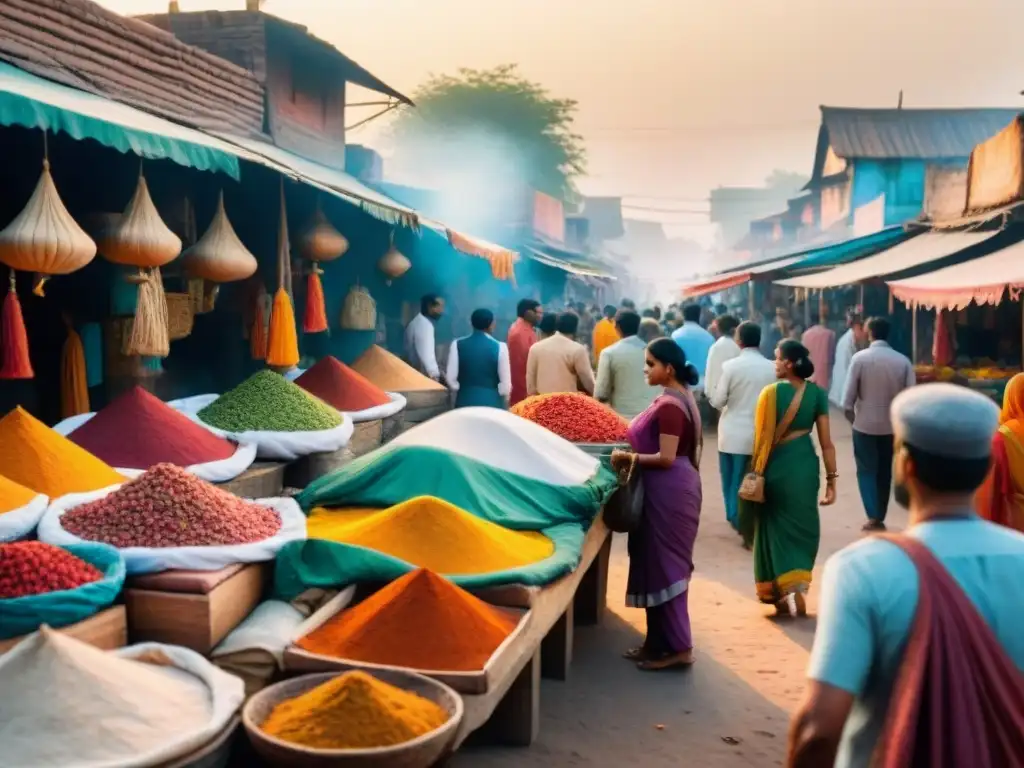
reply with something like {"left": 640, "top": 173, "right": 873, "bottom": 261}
{"left": 511, "top": 393, "right": 628, "bottom": 443}
{"left": 0, "top": 407, "right": 124, "bottom": 497}
{"left": 0, "top": 474, "right": 38, "bottom": 514}
{"left": 296, "top": 356, "right": 392, "bottom": 412}
{"left": 298, "top": 569, "right": 518, "bottom": 671}
{"left": 198, "top": 370, "right": 342, "bottom": 433}
{"left": 351, "top": 345, "right": 445, "bottom": 392}
{"left": 0, "top": 542, "right": 103, "bottom": 599}
{"left": 306, "top": 495, "right": 554, "bottom": 574}
{"left": 0, "top": 628, "right": 213, "bottom": 766}
{"left": 61, "top": 463, "right": 281, "bottom": 548}
{"left": 261, "top": 669, "right": 448, "bottom": 750}
{"left": 69, "top": 386, "right": 237, "bottom": 470}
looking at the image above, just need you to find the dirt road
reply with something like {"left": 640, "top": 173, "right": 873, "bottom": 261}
{"left": 454, "top": 414, "right": 906, "bottom": 767}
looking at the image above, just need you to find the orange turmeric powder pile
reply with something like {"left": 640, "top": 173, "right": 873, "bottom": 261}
{"left": 0, "top": 473, "right": 38, "bottom": 513}
{"left": 0, "top": 407, "right": 124, "bottom": 497}
{"left": 298, "top": 568, "right": 520, "bottom": 672}
{"left": 260, "top": 670, "right": 448, "bottom": 750}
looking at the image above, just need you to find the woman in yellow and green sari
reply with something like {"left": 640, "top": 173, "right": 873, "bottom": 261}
{"left": 739, "top": 340, "right": 838, "bottom": 617}
{"left": 975, "top": 372, "right": 1024, "bottom": 532}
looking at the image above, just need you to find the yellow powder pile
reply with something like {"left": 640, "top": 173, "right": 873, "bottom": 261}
{"left": 350, "top": 346, "right": 445, "bottom": 393}
{"left": 307, "top": 495, "right": 555, "bottom": 575}
{"left": 261, "top": 670, "right": 448, "bottom": 750}
{"left": 0, "top": 474, "right": 37, "bottom": 513}
{"left": 0, "top": 407, "right": 124, "bottom": 497}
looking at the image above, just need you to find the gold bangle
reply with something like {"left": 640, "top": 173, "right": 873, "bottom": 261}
{"left": 826, "top": 472, "right": 838, "bottom": 480}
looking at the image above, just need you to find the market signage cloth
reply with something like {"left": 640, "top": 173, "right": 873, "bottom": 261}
{"left": 274, "top": 444, "right": 617, "bottom": 600}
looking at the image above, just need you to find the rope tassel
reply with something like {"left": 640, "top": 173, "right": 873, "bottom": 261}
{"left": 303, "top": 266, "right": 328, "bottom": 334}
{"left": 0, "top": 271, "right": 33, "bottom": 379}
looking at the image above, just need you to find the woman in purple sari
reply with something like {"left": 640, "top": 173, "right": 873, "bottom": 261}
{"left": 611, "top": 338, "right": 703, "bottom": 670}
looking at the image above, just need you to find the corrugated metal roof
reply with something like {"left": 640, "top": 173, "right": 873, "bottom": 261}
{"left": 822, "top": 106, "right": 1021, "bottom": 160}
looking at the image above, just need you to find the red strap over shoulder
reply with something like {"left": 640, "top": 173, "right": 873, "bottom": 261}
{"left": 872, "top": 533, "right": 1024, "bottom": 768}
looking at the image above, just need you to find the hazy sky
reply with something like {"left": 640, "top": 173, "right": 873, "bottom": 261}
{"left": 102, "top": 0, "right": 1024, "bottom": 241}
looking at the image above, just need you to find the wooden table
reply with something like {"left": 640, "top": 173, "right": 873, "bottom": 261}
{"left": 217, "top": 462, "right": 286, "bottom": 498}
{"left": 453, "top": 515, "right": 612, "bottom": 748}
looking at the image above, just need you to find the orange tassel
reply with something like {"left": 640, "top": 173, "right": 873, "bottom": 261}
{"left": 267, "top": 286, "right": 299, "bottom": 368}
{"left": 61, "top": 324, "right": 90, "bottom": 418}
{"left": 0, "top": 272, "right": 33, "bottom": 380}
{"left": 251, "top": 297, "right": 268, "bottom": 360}
{"left": 303, "top": 268, "right": 328, "bottom": 334}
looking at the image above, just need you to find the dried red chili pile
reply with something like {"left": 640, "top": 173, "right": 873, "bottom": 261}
{"left": 511, "top": 393, "right": 628, "bottom": 444}
{"left": 61, "top": 463, "right": 281, "bottom": 548}
{"left": 0, "top": 541, "right": 104, "bottom": 599}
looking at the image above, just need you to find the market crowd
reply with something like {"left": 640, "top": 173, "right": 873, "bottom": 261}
{"left": 401, "top": 291, "right": 1023, "bottom": 767}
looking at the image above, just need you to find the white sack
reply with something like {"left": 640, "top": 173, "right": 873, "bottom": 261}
{"left": 38, "top": 489, "right": 307, "bottom": 575}
{"left": 168, "top": 393, "right": 355, "bottom": 461}
{"left": 0, "top": 494, "right": 49, "bottom": 542}
{"left": 345, "top": 391, "right": 406, "bottom": 423}
{"left": 53, "top": 412, "right": 257, "bottom": 483}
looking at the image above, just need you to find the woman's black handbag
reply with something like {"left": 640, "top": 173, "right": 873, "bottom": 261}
{"left": 604, "top": 454, "right": 644, "bottom": 533}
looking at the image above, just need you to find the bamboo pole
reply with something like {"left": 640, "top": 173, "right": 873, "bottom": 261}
{"left": 911, "top": 304, "right": 918, "bottom": 365}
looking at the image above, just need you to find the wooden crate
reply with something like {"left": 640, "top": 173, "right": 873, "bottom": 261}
{"left": 216, "top": 462, "right": 285, "bottom": 498}
{"left": 0, "top": 605, "right": 127, "bottom": 654}
{"left": 283, "top": 446, "right": 353, "bottom": 489}
{"left": 349, "top": 418, "right": 383, "bottom": 457}
{"left": 124, "top": 563, "right": 268, "bottom": 654}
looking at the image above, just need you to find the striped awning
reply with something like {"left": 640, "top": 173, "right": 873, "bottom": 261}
{"left": 776, "top": 231, "right": 996, "bottom": 288}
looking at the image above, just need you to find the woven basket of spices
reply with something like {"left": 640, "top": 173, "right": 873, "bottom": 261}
{"left": 243, "top": 669, "right": 463, "bottom": 768}
{"left": 165, "top": 292, "right": 194, "bottom": 341}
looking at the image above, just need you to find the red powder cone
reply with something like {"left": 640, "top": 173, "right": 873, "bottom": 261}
{"left": 303, "top": 268, "right": 328, "bottom": 334}
{"left": 0, "top": 275, "right": 34, "bottom": 380}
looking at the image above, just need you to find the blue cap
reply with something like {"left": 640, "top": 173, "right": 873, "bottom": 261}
{"left": 891, "top": 383, "right": 998, "bottom": 460}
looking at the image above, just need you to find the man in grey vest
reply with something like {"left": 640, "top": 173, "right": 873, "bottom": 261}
{"left": 445, "top": 308, "right": 511, "bottom": 409}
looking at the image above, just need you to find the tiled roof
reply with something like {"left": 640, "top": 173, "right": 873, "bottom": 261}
{"left": 0, "top": 0, "right": 266, "bottom": 137}
{"left": 821, "top": 106, "right": 1021, "bottom": 160}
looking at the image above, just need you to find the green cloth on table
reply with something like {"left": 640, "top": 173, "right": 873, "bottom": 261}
{"left": 274, "top": 445, "right": 617, "bottom": 599}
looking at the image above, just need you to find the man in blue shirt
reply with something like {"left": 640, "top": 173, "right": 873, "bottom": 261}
{"left": 788, "top": 384, "right": 1024, "bottom": 768}
{"left": 671, "top": 303, "right": 714, "bottom": 393}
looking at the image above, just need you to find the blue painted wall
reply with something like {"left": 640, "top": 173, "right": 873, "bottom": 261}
{"left": 851, "top": 158, "right": 966, "bottom": 227}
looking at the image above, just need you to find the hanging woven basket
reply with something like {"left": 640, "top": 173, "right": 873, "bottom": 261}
{"left": 340, "top": 284, "right": 377, "bottom": 331}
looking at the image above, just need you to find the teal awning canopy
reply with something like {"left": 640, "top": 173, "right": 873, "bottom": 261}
{"left": 779, "top": 226, "right": 910, "bottom": 274}
{"left": 526, "top": 247, "right": 613, "bottom": 279}
{"left": 0, "top": 60, "right": 242, "bottom": 178}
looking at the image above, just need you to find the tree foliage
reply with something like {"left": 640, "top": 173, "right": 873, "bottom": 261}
{"left": 390, "top": 64, "right": 586, "bottom": 201}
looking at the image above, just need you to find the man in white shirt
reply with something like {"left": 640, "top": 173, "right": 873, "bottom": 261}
{"left": 704, "top": 314, "right": 741, "bottom": 404}
{"left": 709, "top": 321, "right": 778, "bottom": 534}
{"left": 404, "top": 294, "right": 445, "bottom": 381}
{"left": 446, "top": 308, "right": 511, "bottom": 409}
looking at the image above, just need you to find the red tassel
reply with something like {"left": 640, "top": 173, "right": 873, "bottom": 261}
{"left": 303, "top": 268, "right": 328, "bottom": 334}
{"left": 0, "top": 273, "right": 34, "bottom": 380}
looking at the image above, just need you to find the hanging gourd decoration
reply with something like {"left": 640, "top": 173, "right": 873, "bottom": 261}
{"left": 299, "top": 202, "right": 348, "bottom": 262}
{"left": 0, "top": 271, "right": 33, "bottom": 379}
{"left": 378, "top": 231, "right": 411, "bottom": 286}
{"left": 60, "top": 314, "right": 89, "bottom": 419}
{"left": 100, "top": 167, "right": 181, "bottom": 358}
{"left": 266, "top": 180, "right": 300, "bottom": 369}
{"left": 0, "top": 136, "right": 97, "bottom": 302}
{"left": 182, "top": 191, "right": 258, "bottom": 283}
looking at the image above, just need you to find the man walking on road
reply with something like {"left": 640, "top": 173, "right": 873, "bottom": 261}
{"left": 789, "top": 384, "right": 1024, "bottom": 768}
{"left": 842, "top": 317, "right": 915, "bottom": 531}
{"left": 526, "top": 311, "right": 595, "bottom": 396}
{"left": 704, "top": 314, "right": 741, "bottom": 400}
{"left": 594, "top": 310, "right": 659, "bottom": 419}
{"left": 708, "top": 321, "right": 777, "bottom": 534}
{"left": 506, "top": 298, "right": 541, "bottom": 406}
{"left": 672, "top": 303, "right": 715, "bottom": 393}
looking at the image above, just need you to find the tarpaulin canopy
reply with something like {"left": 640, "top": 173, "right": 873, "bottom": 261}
{"left": 680, "top": 255, "right": 802, "bottom": 298}
{"left": 526, "top": 247, "right": 613, "bottom": 279}
{"left": 888, "top": 236, "right": 1024, "bottom": 310}
{"left": 213, "top": 132, "right": 419, "bottom": 228}
{"left": 776, "top": 231, "right": 996, "bottom": 288}
{"left": 0, "top": 59, "right": 243, "bottom": 177}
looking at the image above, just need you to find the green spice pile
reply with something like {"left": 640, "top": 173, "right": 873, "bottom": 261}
{"left": 61, "top": 463, "right": 281, "bottom": 548}
{"left": 0, "top": 542, "right": 104, "bottom": 599}
{"left": 197, "top": 370, "right": 342, "bottom": 433}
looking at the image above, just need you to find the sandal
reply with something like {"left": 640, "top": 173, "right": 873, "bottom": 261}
{"left": 793, "top": 591, "right": 808, "bottom": 617}
{"left": 622, "top": 646, "right": 648, "bottom": 661}
{"left": 637, "top": 651, "right": 694, "bottom": 671}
